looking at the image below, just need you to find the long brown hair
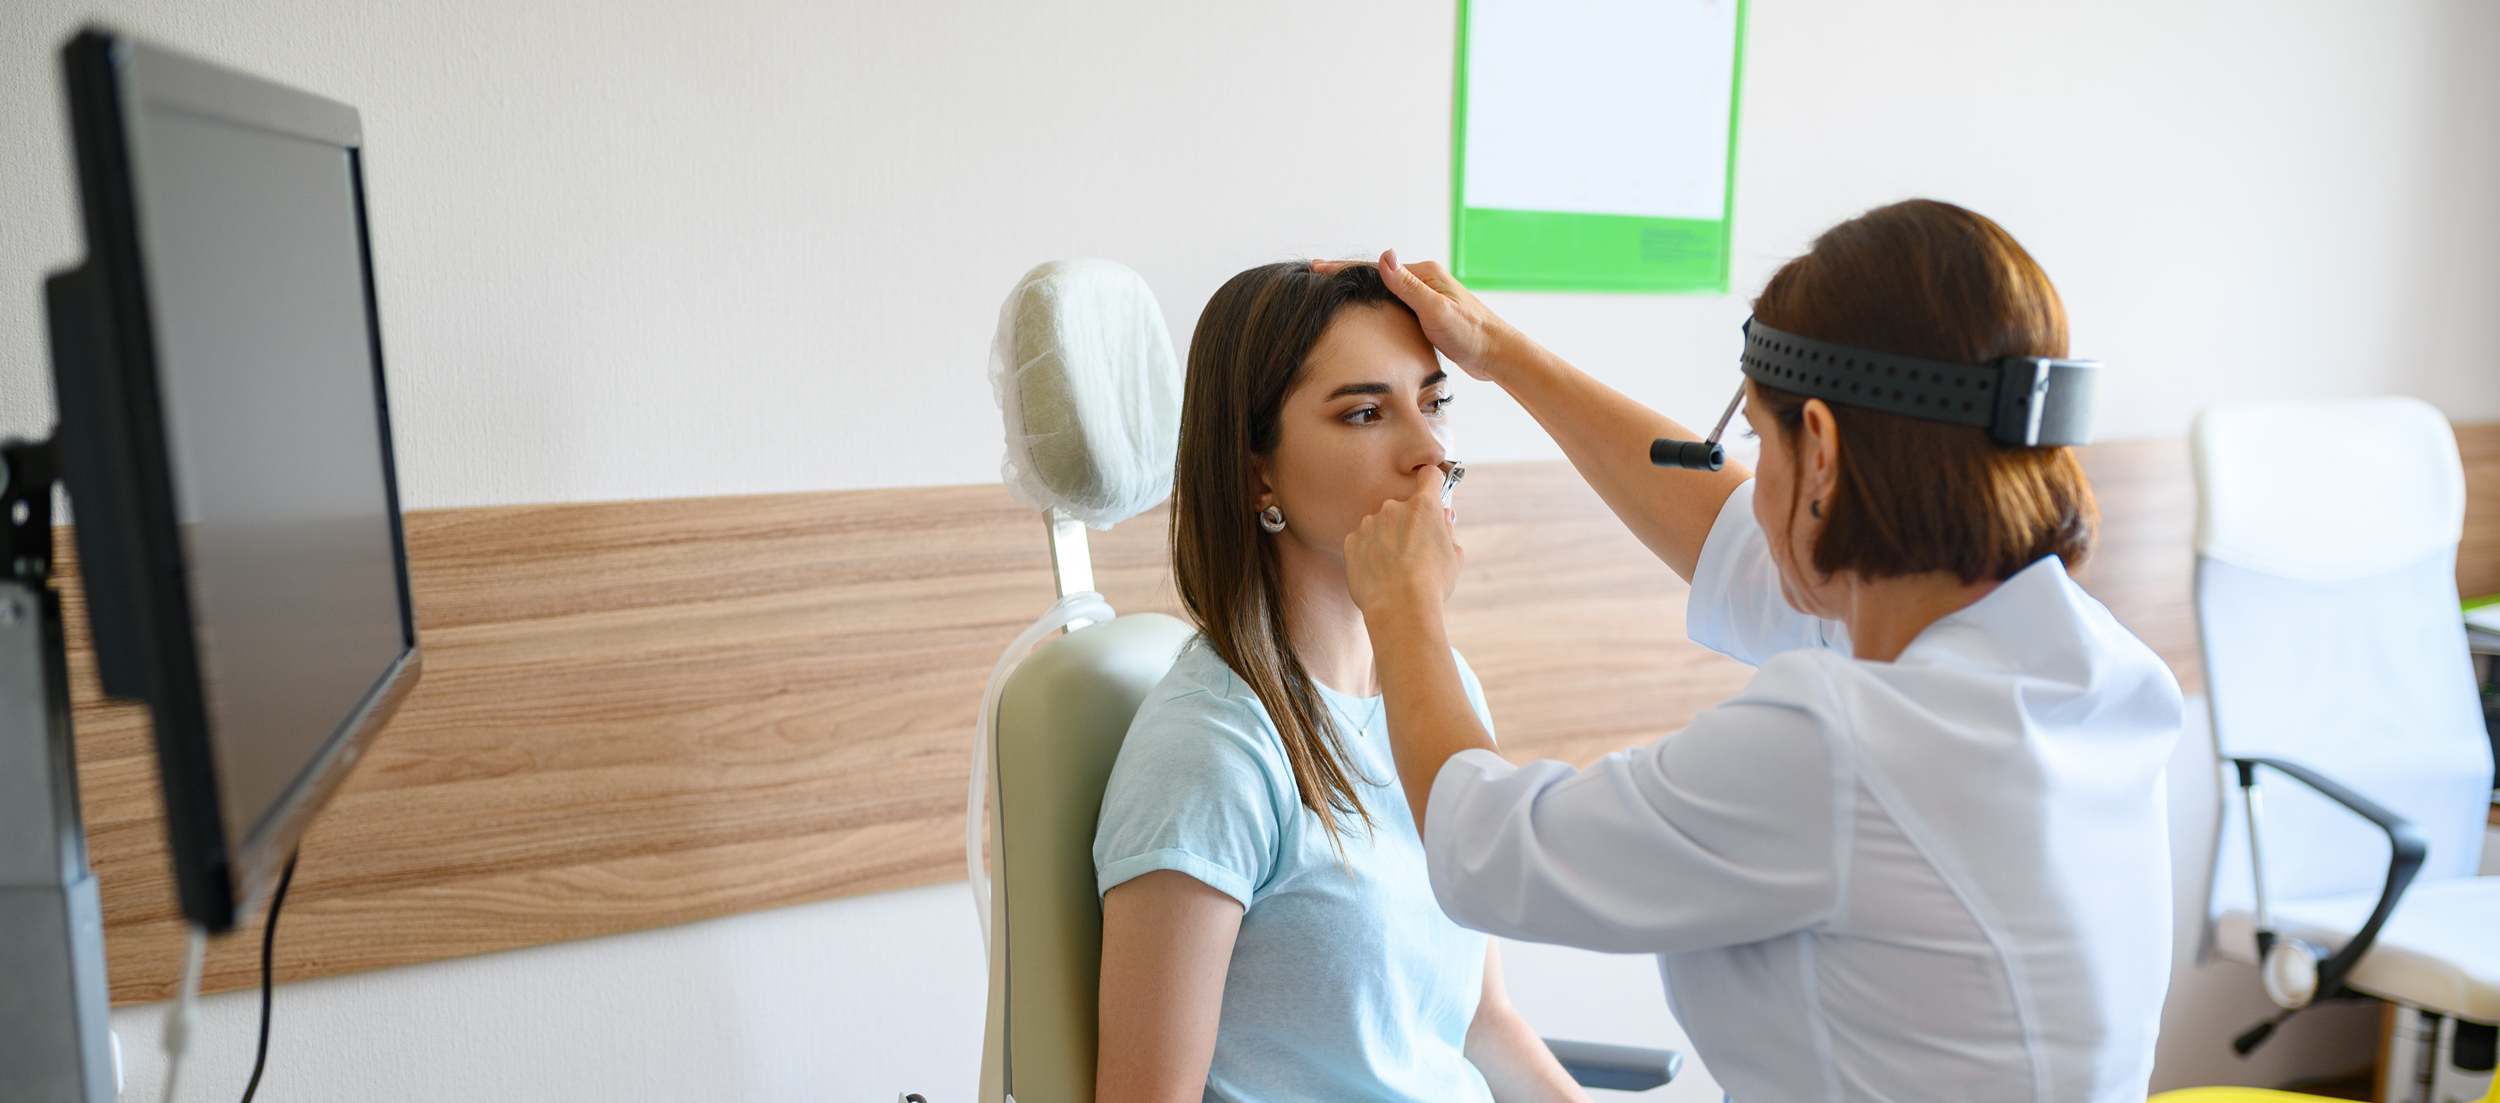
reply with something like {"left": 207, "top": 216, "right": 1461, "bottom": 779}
{"left": 1170, "top": 261, "right": 1406, "bottom": 843}
{"left": 1751, "top": 199, "right": 2097, "bottom": 583}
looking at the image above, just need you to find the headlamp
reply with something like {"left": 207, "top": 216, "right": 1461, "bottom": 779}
{"left": 1650, "top": 318, "right": 2104, "bottom": 470}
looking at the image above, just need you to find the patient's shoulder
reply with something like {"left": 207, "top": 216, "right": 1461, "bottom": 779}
{"left": 1121, "top": 639, "right": 1289, "bottom": 772}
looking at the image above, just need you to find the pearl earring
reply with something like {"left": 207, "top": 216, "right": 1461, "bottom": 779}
{"left": 1258, "top": 505, "right": 1287, "bottom": 534}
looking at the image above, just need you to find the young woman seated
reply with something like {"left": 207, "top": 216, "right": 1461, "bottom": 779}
{"left": 1091, "top": 262, "right": 1589, "bottom": 1103}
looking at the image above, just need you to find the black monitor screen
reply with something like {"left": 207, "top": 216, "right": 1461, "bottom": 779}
{"left": 134, "top": 97, "right": 408, "bottom": 857}
{"left": 51, "top": 30, "right": 420, "bottom": 932}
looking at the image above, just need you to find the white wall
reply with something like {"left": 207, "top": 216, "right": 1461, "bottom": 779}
{"left": 6, "top": 1, "right": 2498, "bottom": 510}
{"left": 5, "top": 1, "right": 2496, "bottom": 1100}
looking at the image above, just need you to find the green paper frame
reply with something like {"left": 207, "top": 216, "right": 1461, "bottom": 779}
{"left": 1451, "top": 0, "right": 1750, "bottom": 294}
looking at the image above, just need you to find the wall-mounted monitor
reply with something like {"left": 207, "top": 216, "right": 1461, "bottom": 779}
{"left": 47, "top": 29, "right": 422, "bottom": 934}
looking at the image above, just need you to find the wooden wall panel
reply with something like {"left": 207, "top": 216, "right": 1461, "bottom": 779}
{"left": 2071, "top": 436, "right": 2205, "bottom": 691}
{"left": 2457, "top": 422, "right": 2500, "bottom": 602}
{"left": 66, "top": 487, "right": 1068, "bottom": 1004}
{"left": 63, "top": 425, "right": 2500, "bottom": 1004}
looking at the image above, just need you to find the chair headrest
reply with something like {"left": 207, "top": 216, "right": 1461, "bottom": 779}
{"left": 2191, "top": 396, "right": 2465, "bottom": 581}
{"left": 988, "top": 260, "right": 1180, "bottom": 530}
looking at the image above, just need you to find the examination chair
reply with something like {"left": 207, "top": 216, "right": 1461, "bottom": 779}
{"left": 971, "top": 260, "right": 1681, "bottom": 1103}
{"left": 2193, "top": 397, "right": 2498, "bottom": 1103}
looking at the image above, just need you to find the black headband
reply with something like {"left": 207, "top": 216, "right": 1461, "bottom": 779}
{"left": 1738, "top": 319, "right": 2101, "bottom": 447}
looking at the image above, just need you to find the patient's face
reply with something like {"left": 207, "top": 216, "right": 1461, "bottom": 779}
{"left": 1257, "top": 303, "right": 1454, "bottom": 574}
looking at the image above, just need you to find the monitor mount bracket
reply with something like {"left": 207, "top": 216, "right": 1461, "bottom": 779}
{"left": 0, "top": 433, "right": 120, "bottom": 1103}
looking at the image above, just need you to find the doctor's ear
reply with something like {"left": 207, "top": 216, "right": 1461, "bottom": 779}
{"left": 1798, "top": 399, "right": 1843, "bottom": 497}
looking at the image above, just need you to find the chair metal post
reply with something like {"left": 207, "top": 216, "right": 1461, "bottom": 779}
{"left": 1045, "top": 510, "right": 1096, "bottom": 629}
{"left": 2225, "top": 755, "right": 2430, "bottom": 1057}
{"left": 2235, "top": 760, "right": 2274, "bottom": 958}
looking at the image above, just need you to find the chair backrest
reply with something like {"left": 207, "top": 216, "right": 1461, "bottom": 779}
{"left": 2194, "top": 396, "right": 2492, "bottom": 917}
{"left": 979, "top": 612, "right": 1196, "bottom": 1103}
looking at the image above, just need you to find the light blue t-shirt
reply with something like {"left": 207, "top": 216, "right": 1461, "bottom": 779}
{"left": 1093, "top": 638, "right": 1497, "bottom": 1103}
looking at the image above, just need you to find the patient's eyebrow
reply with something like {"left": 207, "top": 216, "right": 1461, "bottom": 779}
{"left": 1326, "top": 371, "right": 1447, "bottom": 401}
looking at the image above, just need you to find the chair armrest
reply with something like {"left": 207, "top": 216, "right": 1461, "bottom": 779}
{"left": 2227, "top": 756, "right": 2429, "bottom": 1002}
{"left": 1541, "top": 1038, "right": 1682, "bottom": 1092}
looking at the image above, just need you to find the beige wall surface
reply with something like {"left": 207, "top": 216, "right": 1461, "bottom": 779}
{"left": 7, "top": 1, "right": 2498, "bottom": 513}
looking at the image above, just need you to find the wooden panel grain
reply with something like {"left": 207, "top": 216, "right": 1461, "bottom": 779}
{"left": 2457, "top": 422, "right": 2500, "bottom": 602}
{"left": 2071, "top": 436, "right": 2204, "bottom": 691}
{"left": 66, "top": 426, "right": 2499, "bottom": 1004}
{"left": 68, "top": 486, "right": 1065, "bottom": 1004}
{"left": 2061, "top": 421, "right": 2500, "bottom": 694}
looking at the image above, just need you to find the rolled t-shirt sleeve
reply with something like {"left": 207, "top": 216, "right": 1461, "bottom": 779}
{"left": 1093, "top": 692, "right": 1286, "bottom": 908}
{"left": 1686, "top": 480, "right": 1844, "bottom": 665}
{"left": 1420, "top": 660, "right": 1848, "bottom": 954}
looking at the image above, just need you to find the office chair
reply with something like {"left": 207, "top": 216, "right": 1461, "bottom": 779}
{"left": 972, "top": 259, "right": 1681, "bottom": 1102}
{"left": 2193, "top": 397, "right": 2498, "bottom": 1103}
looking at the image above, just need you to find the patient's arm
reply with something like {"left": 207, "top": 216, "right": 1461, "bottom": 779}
{"left": 1097, "top": 870, "right": 1244, "bottom": 1103}
{"left": 1465, "top": 943, "right": 1596, "bottom": 1103}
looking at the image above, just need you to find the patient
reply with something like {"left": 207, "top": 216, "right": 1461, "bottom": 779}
{"left": 1092, "top": 262, "right": 1588, "bottom": 1103}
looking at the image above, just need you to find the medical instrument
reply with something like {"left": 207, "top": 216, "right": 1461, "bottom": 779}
{"left": 1651, "top": 318, "right": 2105, "bottom": 469}
{"left": 1648, "top": 389, "right": 1745, "bottom": 471}
{"left": 1441, "top": 463, "right": 1467, "bottom": 505}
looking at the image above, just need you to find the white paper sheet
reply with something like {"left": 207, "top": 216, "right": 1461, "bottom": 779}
{"left": 1462, "top": 0, "right": 1741, "bottom": 221}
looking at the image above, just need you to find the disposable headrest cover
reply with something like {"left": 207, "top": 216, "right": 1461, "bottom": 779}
{"left": 990, "top": 260, "right": 1180, "bottom": 529}
{"left": 2192, "top": 396, "right": 2464, "bottom": 581}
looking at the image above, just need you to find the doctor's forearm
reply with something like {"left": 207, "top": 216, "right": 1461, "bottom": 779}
{"left": 1490, "top": 341, "right": 1749, "bottom": 581}
{"left": 1367, "top": 601, "right": 1495, "bottom": 831}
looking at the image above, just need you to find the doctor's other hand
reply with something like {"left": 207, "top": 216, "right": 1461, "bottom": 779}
{"left": 1345, "top": 467, "right": 1466, "bottom": 621}
{"left": 1316, "top": 251, "right": 1529, "bottom": 385}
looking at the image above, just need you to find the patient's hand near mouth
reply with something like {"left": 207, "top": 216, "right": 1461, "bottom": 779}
{"left": 1092, "top": 261, "right": 1589, "bottom": 1103}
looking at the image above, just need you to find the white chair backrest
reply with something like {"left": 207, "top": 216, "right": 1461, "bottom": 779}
{"left": 2195, "top": 397, "right": 2491, "bottom": 919}
{"left": 979, "top": 612, "right": 1195, "bottom": 1103}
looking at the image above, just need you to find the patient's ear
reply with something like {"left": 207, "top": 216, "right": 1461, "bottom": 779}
{"left": 1249, "top": 454, "right": 1276, "bottom": 512}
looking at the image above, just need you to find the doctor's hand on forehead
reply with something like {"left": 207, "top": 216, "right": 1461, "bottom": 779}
{"left": 1315, "top": 251, "right": 1541, "bottom": 386}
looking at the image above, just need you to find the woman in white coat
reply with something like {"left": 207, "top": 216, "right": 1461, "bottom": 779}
{"left": 1337, "top": 200, "right": 2185, "bottom": 1102}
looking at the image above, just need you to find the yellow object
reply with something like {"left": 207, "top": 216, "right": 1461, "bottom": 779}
{"left": 2147, "top": 1090, "right": 2343, "bottom": 1102}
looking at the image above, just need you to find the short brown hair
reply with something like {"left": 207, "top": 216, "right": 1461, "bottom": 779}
{"left": 1751, "top": 199, "right": 2096, "bottom": 583}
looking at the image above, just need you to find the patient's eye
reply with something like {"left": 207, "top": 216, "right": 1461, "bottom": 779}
{"left": 1343, "top": 405, "right": 1384, "bottom": 425}
{"left": 1425, "top": 393, "right": 1454, "bottom": 416}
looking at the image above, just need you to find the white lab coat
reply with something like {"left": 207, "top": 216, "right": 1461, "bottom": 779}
{"left": 1423, "top": 482, "right": 2183, "bottom": 1103}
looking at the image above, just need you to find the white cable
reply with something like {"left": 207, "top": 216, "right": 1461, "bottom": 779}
{"left": 969, "top": 590, "right": 1115, "bottom": 957}
{"left": 161, "top": 923, "right": 208, "bottom": 1103}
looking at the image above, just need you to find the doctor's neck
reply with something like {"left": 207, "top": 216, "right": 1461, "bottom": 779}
{"left": 1813, "top": 571, "right": 2002, "bottom": 663}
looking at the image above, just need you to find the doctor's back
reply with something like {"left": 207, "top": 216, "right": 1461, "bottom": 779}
{"left": 1415, "top": 200, "right": 2185, "bottom": 1102}
{"left": 1703, "top": 484, "right": 2179, "bottom": 1100}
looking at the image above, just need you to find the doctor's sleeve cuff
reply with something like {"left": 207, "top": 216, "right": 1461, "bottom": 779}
{"left": 1097, "top": 848, "right": 1256, "bottom": 910}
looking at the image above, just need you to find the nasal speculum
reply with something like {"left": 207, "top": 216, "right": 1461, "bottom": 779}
{"left": 1440, "top": 463, "right": 1466, "bottom": 505}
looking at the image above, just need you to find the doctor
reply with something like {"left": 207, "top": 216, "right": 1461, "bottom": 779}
{"left": 1337, "top": 200, "right": 2184, "bottom": 1102}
